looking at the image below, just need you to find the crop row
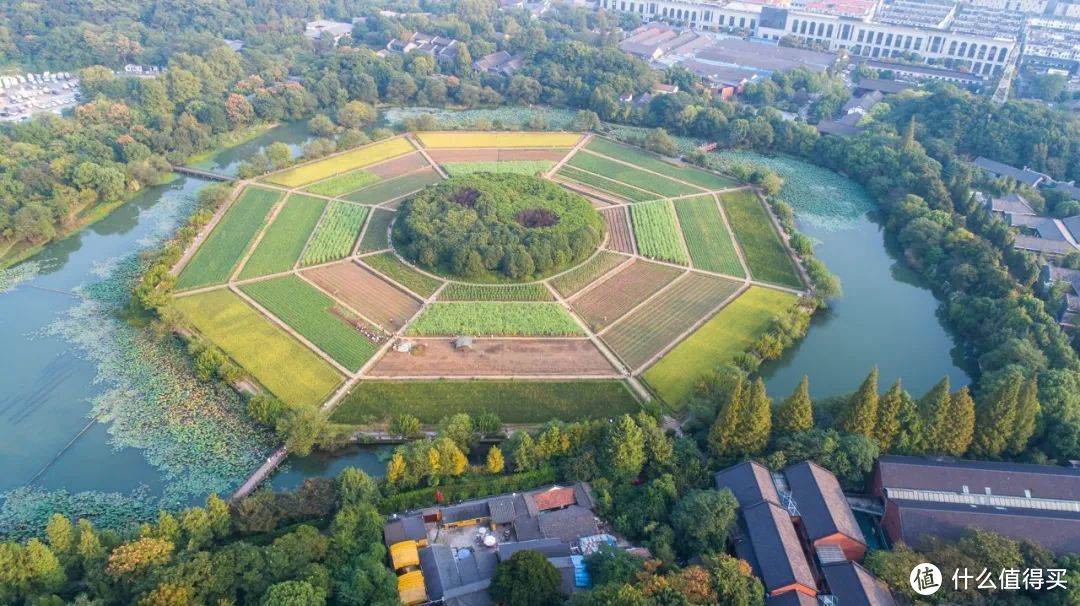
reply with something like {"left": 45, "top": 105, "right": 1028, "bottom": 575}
{"left": 723, "top": 190, "right": 803, "bottom": 289}
{"left": 556, "top": 165, "right": 656, "bottom": 202}
{"left": 239, "top": 194, "right": 327, "bottom": 279}
{"left": 343, "top": 168, "right": 444, "bottom": 205}
{"left": 362, "top": 251, "right": 443, "bottom": 297}
{"left": 416, "top": 131, "right": 581, "bottom": 148}
{"left": 567, "top": 152, "right": 701, "bottom": 197}
{"left": 674, "top": 196, "right": 745, "bottom": 277}
{"left": 549, "top": 251, "right": 630, "bottom": 297}
{"left": 584, "top": 139, "right": 736, "bottom": 191}
{"left": 439, "top": 282, "right": 554, "bottom": 301}
{"left": 406, "top": 302, "right": 584, "bottom": 336}
{"left": 631, "top": 201, "right": 688, "bottom": 265}
{"left": 265, "top": 138, "right": 414, "bottom": 188}
{"left": 303, "top": 169, "right": 380, "bottom": 197}
{"left": 443, "top": 160, "right": 554, "bottom": 177}
{"left": 301, "top": 202, "right": 369, "bottom": 266}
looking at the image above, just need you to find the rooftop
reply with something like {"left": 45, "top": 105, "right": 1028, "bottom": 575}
{"left": 714, "top": 460, "right": 782, "bottom": 507}
{"left": 742, "top": 501, "right": 818, "bottom": 595}
{"left": 974, "top": 156, "right": 1050, "bottom": 186}
{"left": 822, "top": 560, "right": 898, "bottom": 605}
{"left": 784, "top": 461, "right": 866, "bottom": 546}
{"left": 989, "top": 192, "right": 1037, "bottom": 216}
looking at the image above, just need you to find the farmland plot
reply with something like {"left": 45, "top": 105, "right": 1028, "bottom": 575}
{"left": 176, "top": 186, "right": 280, "bottom": 290}
{"left": 342, "top": 168, "right": 443, "bottom": 205}
{"left": 571, "top": 261, "right": 684, "bottom": 331}
{"left": 600, "top": 206, "right": 634, "bottom": 253}
{"left": 302, "top": 169, "right": 380, "bottom": 197}
{"left": 443, "top": 160, "right": 554, "bottom": 177}
{"left": 173, "top": 289, "right": 341, "bottom": 407}
{"left": 644, "top": 287, "right": 797, "bottom": 406}
{"left": 723, "top": 190, "right": 803, "bottom": 288}
{"left": 555, "top": 166, "right": 656, "bottom": 203}
{"left": 417, "top": 131, "right": 581, "bottom": 148}
{"left": 602, "top": 273, "right": 741, "bottom": 370}
{"left": 240, "top": 275, "right": 382, "bottom": 371}
{"left": 358, "top": 208, "right": 395, "bottom": 253}
{"left": 427, "top": 149, "right": 568, "bottom": 163}
{"left": 674, "top": 195, "right": 744, "bottom": 277}
{"left": 550, "top": 251, "right": 630, "bottom": 297}
{"left": 302, "top": 261, "right": 422, "bottom": 332}
{"left": 238, "top": 194, "right": 327, "bottom": 279}
{"left": 368, "top": 338, "right": 617, "bottom": 377}
{"left": 361, "top": 252, "right": 443, "bottom": 297}
{"left": 439, "top": 282, "right": 554, "bottom": 301}
{"left": 367, "top": 152, "right": 428, "bottom": 179}
{"left": 567, "top": 153, "right": 701, "bottom": 198}
{"left": 584, "top": 139, "right": 737, "bottom": 190}
{"left": 406, "top": 302, "right": 584, "bottom": 336}
{"left": 301, "top": 202, "right": 369, "bottom": 266}
{"left": 631, "top": 201, "right": 688, "bottom": 265}
{"left": 264, "top": 138, "right": 414, "bottom": 188}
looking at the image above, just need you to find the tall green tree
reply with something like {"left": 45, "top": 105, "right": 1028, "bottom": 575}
{"left": 738, "top": 378, "right": 772, "bottom": 454}
{"left": 774, "top": 376, "right": 813, "bottom": 435}
{"left": 490, "top": 550, "right": 563, "bottom": 606}
{"left": 943, "top": 387, "right": 975, "bottom": 456}
{"left": 604, "top": 415, "right": 646, "bottom": 482}
{"left": 1007, "top": 378, "right": 1040, "bottom": 455}
{"left": 671, "top": 489, "right": 739, "bottom": 558}
{"left": 972, "top": 377, "right": 1020, "bottom": 458}
{"left": 874, "top": 380, "right": 904, "bottom": 451}
{"left": 838, "top": 367, "right": 878, "bottom": 437}
{"left": 917, "top": 377, "right": 951, "bottom": 451}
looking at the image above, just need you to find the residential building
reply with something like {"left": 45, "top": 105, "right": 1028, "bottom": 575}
{"left": 1023, "top": 16, "right": 1080, "bottom": 72}
{"left": 853, "top": 77, "right": 916, "bottom": 94}
{"left": 871, "top": 455, "right": 1080, "bottom": 555}
{"left": 1042, "top": 262, "right": 1080, "bottom": 329}
{"left": 974, "top": 156, "right": 1051, "bottom": 186}
{"left": 987, "top": 191, "right": 1038, "bottom": 217}
{"left": 714, "top": 461, "right": 892, "bottom": 604}
{"left": 386, "top": 32, "right": 464, "bottom": 63}
{"left": 383, "top": 483, "right": 607, "bottom": 605}
{"left": 599, "top": 0, "right": 1019, "bottom": 76}
{"left": 472, "top": 51, "right": 524, "bottom": 75}
{"left": 304, "top": 19, "right": 354, "bottom": 45}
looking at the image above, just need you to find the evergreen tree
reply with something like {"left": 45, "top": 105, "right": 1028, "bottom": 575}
{"left": 874, "top": 380, "right": 904, "bottom": 452}
{"left": 893, "top": 387, "right": 926, "bottom": 454}
{"left": 838, "top": 367, "right": 879, "bottom": 437}
{"left": 486, "top": 446, "right": 505, "bottom": 474}
{"left": 1007, "top": 378, "right": 1040, "bottom": 455}
{"left": 918, "top": 377, "right": 951, "bottom": 451}
{"left": 513, "top": 432, "right": 537, "bottom": 472}
{"left": 972, "top": 378, "right": 1020, "bottom": 458}
{"left": 708, "top": 378, "right": 747, "bottom": 458}
{"left": 737, "top": 378, "right": 772, "bottom": 454}
{"left": 774, "top": 376, "right": 813, "bottom": 435}
{"left": 604, "top": 415, "right": 646, "bottom": 482}
{"left": 943, "top": 387, "right": 975, "bottom": 456}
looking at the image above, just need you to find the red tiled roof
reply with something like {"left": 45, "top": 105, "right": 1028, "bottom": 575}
{"left": 533, "top": 487, "right": 576, "bottom": 510}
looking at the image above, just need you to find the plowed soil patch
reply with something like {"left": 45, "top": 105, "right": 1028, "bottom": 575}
{"left": 302, "top": 260, "right": 422, "bottom": 332}
{"left": 368, "top": 338, "right": 618, "bottom": 376}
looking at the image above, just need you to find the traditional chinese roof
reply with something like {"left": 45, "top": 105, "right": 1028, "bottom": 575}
{"left": 784, "top": 461, "right": 866, "bottom": 546}
{"left": 822, "top": 560, "right": 897, "bottom": 605}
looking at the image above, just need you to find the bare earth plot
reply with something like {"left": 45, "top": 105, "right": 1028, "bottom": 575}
{"left": 367, "top": 152, "right": 429, "bottom": 179}
{"left": 601, "top": 272, "right": 742, "bottom": 371}
{"left": 601, "top": 206, "right": 634, "bottom": 253}
{"left": 570, "top": 260, "right": 684, "bottom": 331}
{"left": 367, "top": 338, "right": 618, "bottom": 377}
{"left": 427, "top": 149, "right": 569, "bottom": 163}
{"left": 302, "top": 260, "right": 422, "bottom": 332}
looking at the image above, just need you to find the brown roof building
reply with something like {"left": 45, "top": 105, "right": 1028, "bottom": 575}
{"left": 784, "top": 461, "right": 867, "bottom": 561}
{"left": 871, "top": 455, "right": 1080, "bottom": 555}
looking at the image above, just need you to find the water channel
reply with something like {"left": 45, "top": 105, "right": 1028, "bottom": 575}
{"left": 0, "top": 131, "right": 972, "bottom": 522}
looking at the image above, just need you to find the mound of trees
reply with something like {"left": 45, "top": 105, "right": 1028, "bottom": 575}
{"left": 393, "top": 173, "right": 604, "bottom": 280}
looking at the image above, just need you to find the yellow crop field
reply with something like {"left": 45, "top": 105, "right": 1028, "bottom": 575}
{"left": 174, "top": 289, "right": 342, "bottom": 407}
{"left": 416, "top": 131, "right": 582, "bottom": 149}
{"left": 265, "top": 138, "right": 414, "bottom": 188}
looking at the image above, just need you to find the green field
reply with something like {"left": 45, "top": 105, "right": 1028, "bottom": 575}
{"left": 556, "top": 166, "right": 657, "bottom": 202}
{"left": 631, "top": 201, "right": 688, "bottom": 265}
{"left": 173, "top": 289, "right": 341, "bottom": 407}
{"left": 362, "top": 252, "right": 443, "bottom": 297}
{"left": 439, "top": 282, "right": 554, "bottom": 301}
{"left": 674, "top": 196, "right": 744, "bottom": 277}
{"left": 644, "top": 287, "right": 798, "bottom": 406}
{"left": 443, "top": 161, "right": 554, "bottom": 177}
{"left": 584, "top": 140, "right": 737, "bottom": 190}
{"left": 330, "top": 380, "right": 640, "bottom": 424}
{"left": 176, "top": 187, "right": 280, "bottom": 289}
{"left": 550, "top": 251, "right": 629, "bottom": 297}
{"left": 240, "top": 276, "right": 381, "bottom": 371}
{"left": 343, "top": 169, "right": 444, "bottom": 205}
{"left": 301, "top": 202, "right": 369, "bottom": 266}
{"left": 358, "top": 208, "right": 395, "bottom": 252}
{"left": 406, "top": 302, "right": 583, "bottom": 336}
{"left": 238, "top": 194, "right": 327, "bottom": 279}
{"left": 302, "top": 169, "right": 380, "bottom": 197}
{"left": 567, "top": 152, "right": 701, "bottom": 197}
{"left": 723, "top": 190, "right": 803, "bottom": 288}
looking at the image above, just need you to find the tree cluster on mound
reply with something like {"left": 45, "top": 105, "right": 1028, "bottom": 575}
{"left": 393, "top": 173, "right": 604, "bottom": 280}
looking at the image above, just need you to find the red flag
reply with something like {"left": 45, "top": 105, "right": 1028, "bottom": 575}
{"left": 436, "top": 490, "right": 444, "bottom": 504}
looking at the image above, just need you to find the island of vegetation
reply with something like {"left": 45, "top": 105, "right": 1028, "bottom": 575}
{"left": 393, "top": 173, "right": 604, "bottom": 281}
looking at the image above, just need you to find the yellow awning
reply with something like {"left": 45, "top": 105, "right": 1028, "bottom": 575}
{"left": 390, "top": 541, "right": 421, "bottom": 571}
{"left": 398, "top": 570, "right": 428, "bottom": 605}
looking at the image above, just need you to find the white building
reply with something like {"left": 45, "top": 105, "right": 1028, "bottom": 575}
{"left": 599, "top": 0, "right": 1019, "bottom": 75}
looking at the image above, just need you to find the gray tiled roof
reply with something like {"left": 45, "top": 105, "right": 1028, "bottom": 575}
{"left": 741, "top": 501, "right": 817, "bottom": 594}
{"left": 383, "top": 514, "right": 426, "bottom": 546}
{"left": 822, "top": 560, "right": 897, "bottom": 606}
{"left": 538, "top": 505, "right": 598, "bottom": 542}
{"left": 498, "top": 538, "right": 571, "bottom": 560}
{"left": 488, "top": 496, "right": 517, "bottom": 525}
{"left": 875, "top": 455, "right": 1080, "bottom": 501}
{"left": 784, "top": 461, "right": 866, "bottom": 545}
{"left": 714, "top": 461, "right": 781, "bottom": 508}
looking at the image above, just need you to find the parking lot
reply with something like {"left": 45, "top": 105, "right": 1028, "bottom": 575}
{"left": 0, "top": 72, "right": 79, "bottom": 122}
